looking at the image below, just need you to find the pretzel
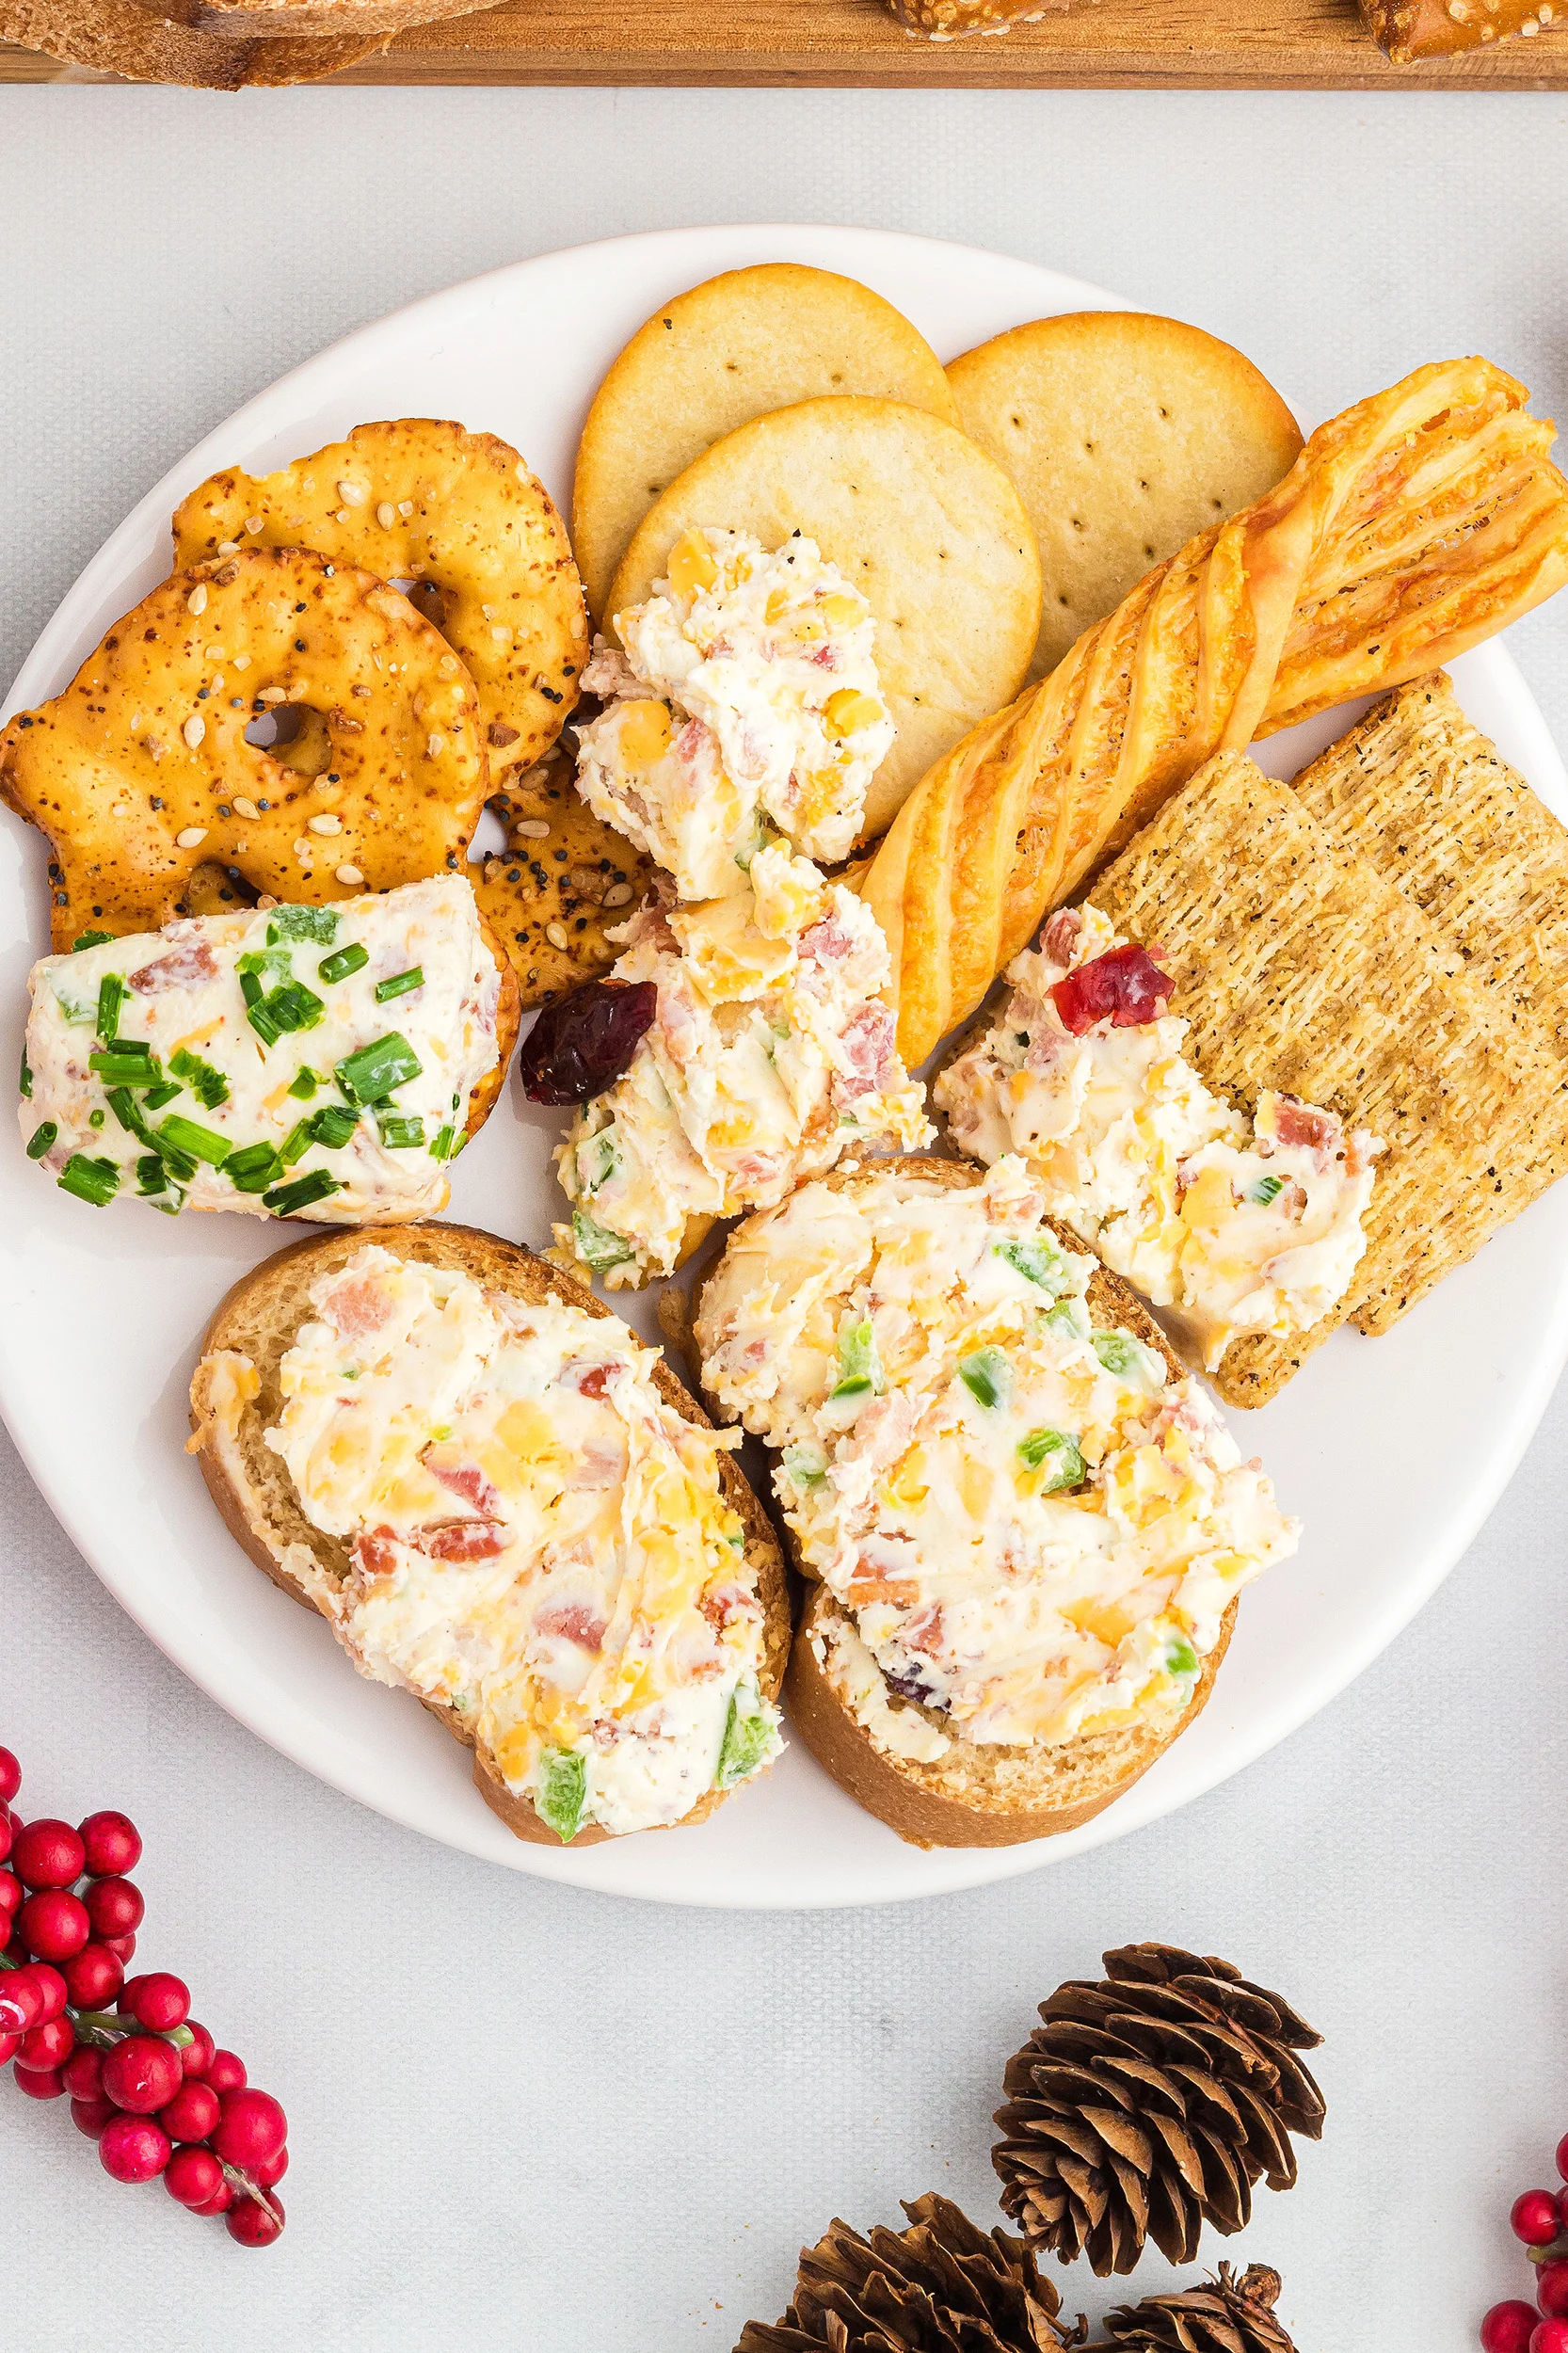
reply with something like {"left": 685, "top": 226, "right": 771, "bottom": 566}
{"left": 172, "top": 421, "right": 585, "bottom": 777}
{"left": 862, "top": 357, "right": 1568, "bottom": 1068}
{"left": 0, "top": 546, "right": 488, "bottom": 952}
{"left": 1359, "top": 0, "right": 1558, "bottom": 57}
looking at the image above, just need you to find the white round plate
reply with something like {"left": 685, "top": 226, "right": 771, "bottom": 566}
{"left": 4, "top": 225, "right": 1565, "bottom": 1910}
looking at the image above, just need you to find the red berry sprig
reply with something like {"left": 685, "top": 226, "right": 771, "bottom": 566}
{"left": 1480, "top": 2137, "right": 1568, "bottom": 2352}
{"left": 0, "top": 1744, "right": 287, "bottom": 2246}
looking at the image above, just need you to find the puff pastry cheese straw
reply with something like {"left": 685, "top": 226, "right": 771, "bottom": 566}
{"left": 864, "top": 358, "right": 1568, "bottom": 1069}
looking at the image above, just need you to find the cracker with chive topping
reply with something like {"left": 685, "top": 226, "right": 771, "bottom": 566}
{"left": 1092, "top": 749, "right": 1568, "bottom": 1403}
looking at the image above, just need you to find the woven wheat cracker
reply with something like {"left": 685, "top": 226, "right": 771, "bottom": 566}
{"left": 1291, "top": 672, "right": 1568, "bottom": 1070}
{"left": 606, "top": 395, "right": 1041, "bottom": 841}
{"left": 947, "top": 312, "right": 1302, "bottom": 683}
{"left": 1092, "top": 751, "right": 1562, "bottom": 1383}
{"left": 573, "top": 265, "right": 958, "bottom": 626}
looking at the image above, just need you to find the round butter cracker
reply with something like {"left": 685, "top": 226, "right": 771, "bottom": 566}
{"left": 947, "top": 312, "right": 1303, "bottom": 682}
{"left": 605, "top": 395, "right": 1042, "bottom": 843}
{"left": 572, "top": 264, "right": 959, "bottom": 626}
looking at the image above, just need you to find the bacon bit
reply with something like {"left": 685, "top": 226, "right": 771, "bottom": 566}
{"left": 534, "top": 1600, "right": 607, "bottom": 1653}
{"left": 1051, "top": 942, "right": 1169, "bottom": 1035}
{"left": 1271, "top": 1096, "right": 1343, "bottom": 1168}
{"left": 323, "top": 1275, "right": 394, "bottom": 1340}
{"left": 352, "top": 1527, "right": 400, "bottom": 1578}
{"left": 833, "top": 1000, "right": 897, "bottom": 1103}
{"left": 129, "top": 936, "right": 218, "bottom": 993}
{"left": 417, "top": 1519, "right": 507, "bottom": 1562}
{"left": 1043, "top": 906, "right": 1082, "bottom": 966}
{"left": 424, "top": 1458, "right": 503, "bottom": 1517}
{"left": 562, "top": 1361, "right": 617, "bottom": 1399}
{"left": 902, "top": 1603, "right": 945, "bottom": 1658}
{"left": 807, "top": 642, "right": 839, "bottom": 668}
{"left": 849, "top": 1575, "right": 921, "bottom": 1607}
{"left": 797, "top": 916, "right": 856, "bottom": 968}
{"left": 1344, "top": 1127, "right": 1379, "bottom": 1179}
{"left": 567, "top": 1441, "right": 624, "bottom": 1492}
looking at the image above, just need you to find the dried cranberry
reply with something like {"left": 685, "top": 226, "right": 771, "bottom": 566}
{"left": 1050, "top": 942, "right": 1169, "bottom": 1035}
{"left": 518, "top": 980, "right": 658, "bottom": 1105}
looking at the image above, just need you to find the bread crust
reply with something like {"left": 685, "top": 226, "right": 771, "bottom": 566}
{"left": 687, "top": 1151, "right": 1246, "bottom": 1849}
{"left": 189, "top": 1221, "right": 791, "bottom": 1847}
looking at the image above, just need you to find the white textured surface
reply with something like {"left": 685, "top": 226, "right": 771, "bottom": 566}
{"left": 2, "top": 85, "right": 1568, "bottom": 2353}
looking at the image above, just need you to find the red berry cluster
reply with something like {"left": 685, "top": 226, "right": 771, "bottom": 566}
{"left": 0, "top": 1745, "right": 287, "bottom": 2248}
{"left": 1480, "top": 2137, "right": 1568, "bottom": 2352}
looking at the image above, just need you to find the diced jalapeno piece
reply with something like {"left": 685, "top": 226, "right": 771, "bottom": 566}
{"left": 269, "top": 904, "right": 338, "bottom": 944}
{"left": 714, "top": 1682, "right": 776, "bottom": 1790}
{"left": 1247, "top": 1174, "right": 1285, "bottom": 1207}
{"left": 308, "top": 1105, "right": 360, "bottom": 1150}
{"left": 375, "top": 967, "right": 424, "bottom": 1003}
{"left": 958, "top": 1345, "right": 1012, "bottom": 1412}
{"left": 264, "top": 1169, "right": 344, "bottom": 1217}
{"left": 225, "top": 1143, "right": 282, "bottom": 1194}
{"left": 994, "top": 1236, "right": 1074, "bottom": 1296}
{"left": 25, "top": 1121, "right": 56, "bottom": 1160}
{"left": 781, "top": 1442, "right": 828, "bottom": 1489}
{"left": 57, "top": 1153, "right": 120, "bottom": 1206}
{"left": 830, "top": 1316, "right": 882, "bottom": 1401}
{"left": 319, "top": 943, "right": 370, "bottom": 985}
{"left": 155, "top": 1113, "right": 231, "bottom": 1168}
{"left": 571, "top": 1208, "right": 634, "bottom": 1272}
{"left": 1092, "top": 1331, "right": 1160, "bottom": 1386}
{"left": 1044, "top": 1295, "right": 1092, "bottom": 1345}
{"left": 51, "top": 986, "right": 94, "bottom": 1027}
{"left": 237, "top": 948, "right": 293, "bottom": 982}
{"left": 1016, "top": 1427, "right": 1085, "bottom": 1491}
{"left": 335, "top": 1032, "right": 421, "bottom": 1105}
{"left": 583, "top": 1131, "right": 617, "bottom": 1192}
{"left": 169, "top": 1048, "right": 229, "bottom": 1110}
{"left": 1164, "top": 1634, "right": 1200, "bottom": 1681}
{"left": 536, "top": 1748, "right": 588, "bottom": 1843}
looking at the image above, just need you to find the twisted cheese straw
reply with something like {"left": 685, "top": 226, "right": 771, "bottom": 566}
{"left": 864, "top": 358, "right": 1568, "bottom": 1067}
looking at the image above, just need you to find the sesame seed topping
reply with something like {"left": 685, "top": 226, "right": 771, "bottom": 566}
{"left": 232, "top": 654, "right": 250, "bottom": 671}
{"left": 175, "top": 825, "right": 207, "bottom": 849}
{"left": 335, "top": 863, "right": 364, "bottom": 888}
{"left": 376, "top": 502, "right": 396, "bottom": 529}
{"left": 186, "top": 584, "right": 209, "bottom": 616}
{"left": 602, "top": 883, "right": 633, "bottom": 907}
{"left": 426, "top": 732, "right": 446, "bottom": 759}
{"left": 232, "top": 796, "right": 261, "bottom": 820}
{"left": 216, "top": 540, "right": 240, "bottom": 556}
{"left": 514, "top": 819, "right": 551, "bottom": 840}
{"left": 183, "top": 714, "right": 206, "bottom": 748}
{"left": 338, "top": 480, "right": 369, "bottom": 506}
{"left": 245, "top": 517, "right": 264, "bottom": 535}
{"left": 308, "top": 812, "right": 342, "bottom": 835}
{"left": 439, "top": 655, "right": 461, "bottom": 677}
{"left": 545, "top": 920, "right": 569, "bottom": 950}
{"left": 257, "top": 685, "right": 288, "bottom": 704}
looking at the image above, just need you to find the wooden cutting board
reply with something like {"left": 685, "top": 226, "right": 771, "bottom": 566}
{"left": 4, "top": 0, "right": 1566, "bottom": 86}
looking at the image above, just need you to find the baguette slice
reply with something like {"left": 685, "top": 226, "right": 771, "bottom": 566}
{"left": 190, "top": 1222, "right": 792, "bottom": 1845}
{"left": 684, "top": 1154, "right": 1237, "bottom": 1850}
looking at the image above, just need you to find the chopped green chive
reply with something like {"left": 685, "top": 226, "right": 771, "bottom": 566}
{"left": 714, "top": 1683, "right": 776, "bottom": 1789}
{"left": 224, "top": 1143, "right": 282, "bottom": 1193}
{"left": 155, "top": 1113, "right": 232, "bottom": 1167}
{"left": 308, "top": 1105, "right": 359, "bottom": 1150}
{"left": 429, "top": 1124, "right": 456, "bottom": 1161}
{"left": 95, "top": 972, "right": 125, "bottom": 1041}
{"left": 375, "top": 966, "right": 424, "bottom": 1003}
{"left": 269, "top": 905, "right": 338, "bottom": 944}
{"left": 376, "top": 1110, "right": 424, "bottom": 1149}
{"left": 57, "top": 1153, "right": 120, "bottom": 1207}
{"left": 570, "top": 1208, "right": 634, "bottom": 1272}
{"left": 583, "top": 1130, "right": 617, "bottom": 1192}
{"left": 25, "top": 1121, "right": 56, "bottom": 1160}
{"left": 88, "top": 1047, "right": 161, "bottom": 1086}
{"left": 536, "top": 1748, "right": 588, "bottom": 1843}
{"left": 287, "top": 1065, "right": 321, "bottom": 1100}
{"left": 1247, "top": 1173, "right": 1285, "bottom": 1207}
{"left": 1016, "top": 1427, "right": 1086, "bottom": 1490}
{"left": 237, "top": 947, "right": 293, "bottom": 982}
{"left": 264, "top": 983, "right": 325, "bottom": 1034}
{"left": 278, "top": 1120, "right": 314, "bottom": 1168}
{"left": 141, "top": 1080, "right": 182, "bottom": 1111}
{"left": 319, "top": 943, "right": 369, "bottom": 985}
{"left": 51, "top": 987, "right": 94, "bottom": 1027}
{"left": 72, "top": 929, "right": 115, "bottom": 952}
{"left": 264, "top": 1169, "right": 343, "bottom": 1217}
{"left": 169, "top": 1048, "right": 229, "bottom": 1110}
{"left": 334, "top": 1033, "right": 421, "bottom": 1105}
{"left": 19, "top": 1048, "right": 31, "bottom": 1100}
{"left": 994, "top": 1236, "right": 1074, "bottom": 1296}
{"left": 88, "top": 1108, "right": 105, "bottom": 1129}
{"left": 105, "top": 1086, "right": 153, "bottom": 1147}
{"left": 830, "top": 1316, "right": 883, "bottom": 1402}
{"left": 136, "top": 1154, "right": 168, "bottom": 1195}
{"left": 958, "top": 1345, "right": 1013, "bottom": 1413}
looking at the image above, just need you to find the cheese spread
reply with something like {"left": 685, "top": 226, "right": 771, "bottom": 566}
{"left": 554, "top": 844, "right": 932, "bottom": 1288}
{"left": 20, "top": 877, "right": 499, "bottom": 1224}
{"left": 262, "top": 1245, "right": 781, "bottom": 1839}
{"left": 576, "top": 526, "right": 894, "bottom": 899}
{"left": 695, "top": 1158, "right": 1298, "bottom": 1759}
{"left": 935, "top": 906, "right": 1382, "bottom": 1369}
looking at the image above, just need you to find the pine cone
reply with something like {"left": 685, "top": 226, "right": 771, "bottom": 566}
{"left": 1085, "top": 2263, "right": 1295, "bottom": 2351}
{"left": 993, "top": 1944, "right": 1324, "bottom": 2275}
{"left": 734, "top": 2191, "right": 1084, "bottom": 2352}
